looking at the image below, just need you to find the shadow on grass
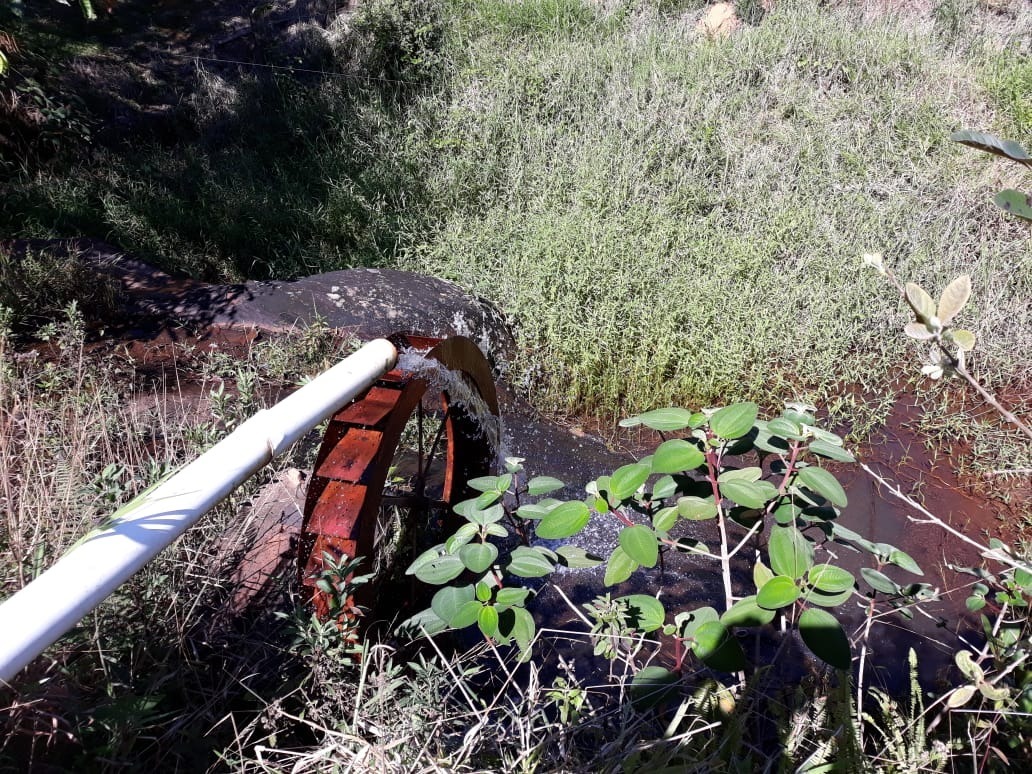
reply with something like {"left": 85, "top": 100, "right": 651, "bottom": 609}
{"left": 1, "top": 0, "right": 440, "bottom": 282}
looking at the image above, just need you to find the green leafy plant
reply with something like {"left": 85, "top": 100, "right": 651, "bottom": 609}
{"left": 864, "top": 254, "right": 1032, "bottom": 766}
{"left": 404, "top": 402, "right": 931, "bottom": 691}
{"left": 951, "top": 130, "right": 1032, "bottom": 222}
{"left": 402, "top": 457, "right": 599, "bottom": 656}
{"left": 864, "top": 252, "right": 1032, "bottom": 443}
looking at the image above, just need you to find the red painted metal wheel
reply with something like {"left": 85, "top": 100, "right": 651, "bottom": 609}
{"left": 298, "top": 334, "right": 499, "bottom": 621}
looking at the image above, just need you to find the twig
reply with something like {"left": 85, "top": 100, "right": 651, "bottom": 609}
{"left": 861, "top": 462, "right": 1031, "bottom": 574}
{"left": 955, "top": 363, "right": 1032, "bottom": 442}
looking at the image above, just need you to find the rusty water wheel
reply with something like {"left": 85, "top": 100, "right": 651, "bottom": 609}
{"left": 298, "top": 333, "right": 499, "bottom": 624}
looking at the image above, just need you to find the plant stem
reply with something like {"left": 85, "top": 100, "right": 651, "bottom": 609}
{"left": 704, "top": 442, "right": 734, "bottom": 612}
{"left": 955, "top": 363, "right": 1032, "bottom": 442}
{"left": 855, "top": 597, "right": 876, "bottom": 742}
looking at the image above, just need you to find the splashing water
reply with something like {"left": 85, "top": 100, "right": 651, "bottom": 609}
{"left": 396, "top": 349, "right": 505, "bottom": 458}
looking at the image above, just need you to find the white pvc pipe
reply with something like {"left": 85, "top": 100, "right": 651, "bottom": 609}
{"left": 0, "top": 337, "right": 398, "bottom": 684}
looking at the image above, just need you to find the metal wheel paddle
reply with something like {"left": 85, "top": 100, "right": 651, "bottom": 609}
{"left": 298, "top": 333, "right": 499, "bottom": 622}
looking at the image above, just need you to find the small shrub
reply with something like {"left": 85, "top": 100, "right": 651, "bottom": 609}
{"left": 352, "top": 0, "right": 446, "bottom": 88}
{"left": 0, "top": 245, "right": 120, "bottom": 329}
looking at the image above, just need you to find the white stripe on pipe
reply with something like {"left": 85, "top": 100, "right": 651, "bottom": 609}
{"left": 0, "top": 337, "right": 398, "bottom": 684}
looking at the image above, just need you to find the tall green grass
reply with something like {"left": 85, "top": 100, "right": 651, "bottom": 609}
{"left": 403, "top": 0, "right": 1031, "bottom": 416}
{"left": 2, "top": 0, "right": 1029, "bottom": 417}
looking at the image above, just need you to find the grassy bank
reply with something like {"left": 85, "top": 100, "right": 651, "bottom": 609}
{"left": 2, "top": 0, "right": 1029, "bottom": 422}
{"left": 404, "top": 0, "right": 1031, "bottom": 417}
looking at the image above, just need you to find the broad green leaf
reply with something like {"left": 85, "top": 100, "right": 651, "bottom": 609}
{"left": 609, "top": 464, "right": 651, "bottom": 500}
{"left": 507, "top": 546, "right": 555, "bottom": 578}
{"left": 798, "top": 608, "right": 851, "bottom": 669}
{"left": 951, "top": 130, "right": 1031, "bottom": 162}
{"left": 414, "top": 554, "right": 465, "bottom": 585}
{"left": 463, "top": 503, "right": 504, "bottom": 526}
{"left": 753, "top": 560, "right": 775, "bottom": 591}
{"left": 767, "top": 417, "right": 805, "bottom": 440}
{"left": 652, "top": 475, "right": 677, "bottom": 499}
{"left": 476, "top": 582, "right": 492, "bottom": 602}
{"left": 459, "top": 542, "right": 498, "bottom": 574}
{"left": 619, "top": 525, "right": 659, "bottom": 568}
{"left": 451, "top": 600, "right": 484, "bottom": 628}
{"left": 503, "top": 606, "right": 537, "bottom": 652}
{"left": 527, "top": 476, "right": 564, "bottom": 496}
{"left": 754, "top": 425, "right": 791, "bottom": 454}
{"left": 994, "top": 189, "right": 1032, "bottom": 221}
{"left": 861, "top": 568, "right": 900, "bottom": 595}
{"left": 888, "top": 549, "right": 923, "bottom": 575}
{"left": 904, "top": 322, "right": 936, "bottom": 340}
{"left": 721, "top": 479, "right": 778, "bottom": 509}
{"left": 604, "top": 546, "right": 638, "bottom": 586}
{"left": 445, "top": 522, "right": 479, "bottom": 553}
{"left": 676, "top": 606, "right": 720, "bottom": 639}
{"left": 478, "top": 605, "right": 499, "bottom": 639}
{"left": 453, "top": 499, "right": 480, "bottom": 519}
{"left": 652, "top": 439, "right": 705, "bottom": 474}
{"left": 431, "top": 585, "right": 475, "bottom": 625}
{"left": 495, "top": 587, "right": 531, "bottom": 610}
{"left": 516, "top": 501, "right": 556, "bottom": 520}
{"left": 949, "top": 329, "right": 976, "bottom": 352}
{"left": 710, "top": 402, "right": 758, "bottom": 440}
{"left": 622, "top": 594, "right": 666, "bottom": 632}
{"left": 937, "top": 275, "right": 971, "bottom": 325}
{"left": 800, "top": 505, "right": 838, "bottom": 524}
{"left": 398, "top": 608, "right": 448, "bottom": 636}
{"left": 407, "top": 545, "right": 445, "bottom": 575}
{"left": 784, "top": 405, "right": 817, "bottom": 424}
{"left": 630, "top": 666, "right": 679, "bottom": 709}
{"left": 955, "top": 650, "right": 984, "bottom": 682}
{"left": 966, "top": 596, "right": 986, "bottom": 612}
{"left": 979, "top": 683, "right": 1010, "bottom": 702}
{"left": 1015, "top": 567, "right": 1032, "bottom": 591}
{"left": 485, "top": 523, "right": 509, "bottom": 538}
{"left": 721, "top": 595, "right": 776, "bottom": 627}
{"left": 795, "top": 466, "right": 848, "bottom": 507}
{"left": 474, "top": 490, "right": 501, "bottom": 509}
{"left": 678, "top": 496, "right": 718, "bottom": 521}
{"left": 496, "top": 474, "right": 513, "bottom": 492}
{"left": 773, "top": 502, "right": 800, "bottom": 526}
{"left": 808, "top": 564, "right": 855, "bottom": 594}
{"left": 804, "top": 587, "right": 855, "bottom": 607}
{"left": 946, "top": 684, "right": 977, "bottom": 709}
{"left": 467, "top": 476, "right": 499, "bottom": 492}
{"left": 768, "top": 526, "right": 814, "bottom": 579}
{"left": 692, "top": 621, "right": 748, "bottom": 672}
{"left": 831, "top": 524, "right": 879, "bottom": 555}
{"left": 757, "top": 576, "right": 801, "bottom": 610}
{"left": 905, "top": 282, "right": 936, "bottom": 324}
{"left": 808, "top": 426, "right": 842, "bottom": 444}
{"left": 619, "top": 408, "right": 694, "bottom": 431}
{"left": 555, "top": 545, "right": 604, "bottom": 568}
{"left": 718, "top": 466, "right": 762, "bottom": 483}
{"left": 536, "top": 501, "right": 591, "bottom": 539}
{"left": 653, "top": 506, "right": 678, "bottom": 533}
{"left": 808, "top": 440, "right": 855, "bottom": 463}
